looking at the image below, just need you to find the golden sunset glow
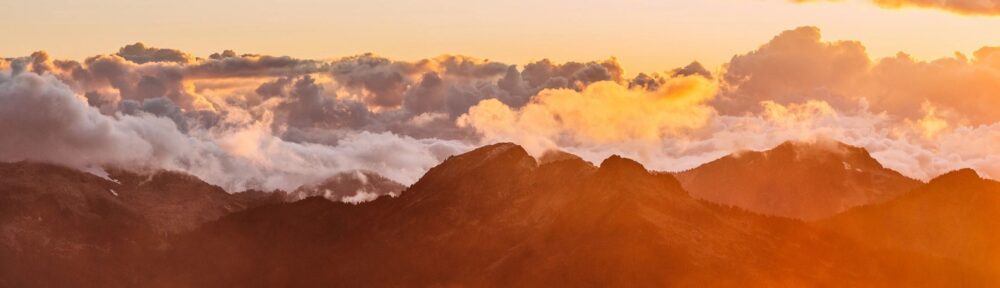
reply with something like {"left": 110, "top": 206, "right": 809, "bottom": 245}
{"left": 2, "top": 0, "right": 998, "bottom": 73}
{"left": 2, "top": 1, "right": 999, "bottom": 287}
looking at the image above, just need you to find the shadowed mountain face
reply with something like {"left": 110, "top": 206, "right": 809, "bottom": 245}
{"left": 157, "top": 143, "right": 986, "bottom": 287}
{"left": 822, "top": 169, "right": 1000, "bottom": 280}
{"left": 675, "top": 140, "right": 922, "bottom": 220}
{"left": 0, "top": 144, "right": 995, "bottom": 287}
{"left": 0, "top": 162, "right": 282, "bottom": 287}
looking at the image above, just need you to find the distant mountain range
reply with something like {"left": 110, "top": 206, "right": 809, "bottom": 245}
{"left": 676, "top": 140, "right": 922, "bottom": 220}
{"left": 0, "top": 141, "right": 996, "bottom": 287}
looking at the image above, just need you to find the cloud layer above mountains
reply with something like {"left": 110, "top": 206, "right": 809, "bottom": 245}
{"left": 2, "top": 26, "right": 998, "bottom": 191}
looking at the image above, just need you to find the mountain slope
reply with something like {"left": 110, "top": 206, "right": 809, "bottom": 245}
{"left": 161, "top": 143, "right": 983, "bottom": 287}
{"left": 0, "top": 161, "right": 283, "bottom": 287}
{"left": 822, "top": 168, "right": 1000, "bottom": 281}
{"left": 675, "top": 140, "right": 921, "bottom": 220}
{"left": 0, "top": 162, "right": 154, "bottom": 288}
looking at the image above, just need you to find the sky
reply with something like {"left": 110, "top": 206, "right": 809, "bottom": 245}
{"left": 3, "top": 0, "right": 999, "bottom": 73}
{"left": 1, "top": 0, "right": 999, "bottom": 193}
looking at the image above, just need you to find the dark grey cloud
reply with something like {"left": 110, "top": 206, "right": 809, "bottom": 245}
{"left": 671, "top": 61, "right": 712, "bottom": 79}
{"left": 522, "top": 58, "right": 625, "bottom": 90}
{"left": 120, "top": 97, "right": 189, "bottom": 132}
{"left": 186, "top": 52, "right": 326, "bottom": 78}
{"left": 329, "top": 53, "right": 421, "bottom": 108}
{"left": 276, "top": 75, "right": 371, "bottom": 131}
{"left": 117, "top": 42, "right": 194, "bottom": 64}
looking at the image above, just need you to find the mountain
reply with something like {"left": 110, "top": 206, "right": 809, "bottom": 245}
{"left": 2, "top": 144, "right": 993, "bottom": 287}
{"left": 158, "top": 143, "right": 984, "bottom": 287}
{"left": 288, "top": 170, "right": 404, "bottom": 203}
{"left": 0, "top": 161, "right": 282, "bottom": 287}
{"left": 822, "top": 168, "right": 1000, "bottom": 281}
{"left": 103, "top": 168, "right": 283, "bottom": 234}
{"left": 0, "top": 162, "right": 155, "bottom": 287}
{"left": 675, "top": 140, "right": 922, "bottom": 220}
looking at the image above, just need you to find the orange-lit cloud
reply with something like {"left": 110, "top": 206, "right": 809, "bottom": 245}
{"left": 795, "top": 0, "right": 1000, "bottom": 15}
{"left": 873, "top": 0, "right": 1000, "bottom": 15}
{"left": 458, "top": 77, "right": 717, "bottom": 155}
{"left": 720, "top": 26, "right": 1000, "bottom": 125}
{"left": 2, "top": 27, "right": 1000, "bottom": 191}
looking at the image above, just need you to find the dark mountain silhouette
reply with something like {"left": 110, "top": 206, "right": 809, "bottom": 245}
{"left": 1, "top": 144, "right": 995, "bottom": 287}
{"left": 103, "top": 168, "right": 284, "bottom": 234}
{"left": 288, "top": 170, "right": 404, "bottom": 203}
{"left": 0, "top": 162, "right": 282, "bottom": 287}
{"left": 675, "top": 139, "right": 921, "bottom": 220}
{"left": 157, "top": 143, "right": 985, "bottom": 287}
{"left": 0, "top": 162, "right": 155, "bottom": 287}
{"left": 822, "top": 168, "right": 1000, "bottom": 282}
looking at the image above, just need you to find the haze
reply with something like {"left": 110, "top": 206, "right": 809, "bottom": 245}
{"left": 3, "top": 0, "right": 999, "bottom": 73}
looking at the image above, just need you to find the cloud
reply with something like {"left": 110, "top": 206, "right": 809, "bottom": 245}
{"left": 458, "top": 76, "right": 717, "bottom": 156}
{"left": 859, "top": 49, "right": 1000, "bottom": 124}
{"left": 720, "top": 26, "right": 1000, "bottom": 125}
{"left": 703, "top": 100, "right": 1000, "bottom": 181}
{"left": 117, "top": 42, "right": 194, "bottom": 64}
{"left": 0, "top": 71, "right": 471, "bottom": 192}
{"left": 793, "top": 0, "right": 1000, "bottom": 16}
{"left": 718, "top": 26, "right": 870, "bottom": 115}
{"left": 873, "top": 0, "right": 1000, "bottom": 15}
{"left": 630, "top": 61, "right": 714, "bottom": 91}
{"left": 2, "top": 27, "right": 1000, "bottom": 192}
{"left": 0, "top": 71, "right": 179, "bottom": 170}
{"left": 329, "top": 54, "right": 528, "bottom": 115}
{"left": 453, "top": 26, "right": 1000, "bottom": 182}
{"left": 13, "top": 45, "right": 639, "bottom": 145}
{"left": 186, "top": 52, "right": 326, "bottom": 78}
{"left": 119, "top": 97, "right": 190, "bottom": 132}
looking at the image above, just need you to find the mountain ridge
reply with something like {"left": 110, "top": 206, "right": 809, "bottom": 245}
{"left": 1, "top": 143, "right": 996, "bottom": 287}
{"left": 675, "top": 139, "right": 922, "bottom": 220}
{"left": 157, "top": 142, "right": 988, "bottom": 287}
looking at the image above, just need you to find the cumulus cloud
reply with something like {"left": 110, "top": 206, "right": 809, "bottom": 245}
{"left": 458, "top": 76, "right": 717, "bottom": 156}
{"left": 720, "top": 26, "right": 1000, "bottom": 125}
{"left": 793, "top": 0, "right": 1000, "bottom": 15}
{"left": 718, "top": 26, "right": 869, "bottom": 114}
{"left": 2, "top": 27, "right": 1000, "bottom": 193}
{"left": 0, "top": 71, "right": 470, "bottom": 191}
{"left": 464, "top": 95, "right": 1000, "bottom": 182}
{"left": 0, "top": 71, "right": 180, "bottom": 170}
{"left": 452, "top": 26, "right": 1000, "bottom": 181}
{"left": 13, "top": 46, "right": 325, "bottom": 113}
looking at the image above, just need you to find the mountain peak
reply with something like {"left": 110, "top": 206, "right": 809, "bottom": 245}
{"left": 677, "top": 139, "right": 921, "bottom": 220}
{"left": 538, "top": 149, "right": 583, "bottom": 164}
{"left": 769, "top": 139, "right": 874, "bottom": 161}
{"left": 446, "top": 142, "right": 533, "bottom": 167}
{"left": 407, "top": 142, "right": 536, "bottom": 193}
{"left": 598, "top": 155, "right": 648, "bottom": 175}
{"left": 928, "top": 168, "right": 982, "bottom": 185}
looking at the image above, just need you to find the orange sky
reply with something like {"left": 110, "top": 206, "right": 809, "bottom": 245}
{"left": 2, "top": 0, "right": 998, "bottom": 74}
